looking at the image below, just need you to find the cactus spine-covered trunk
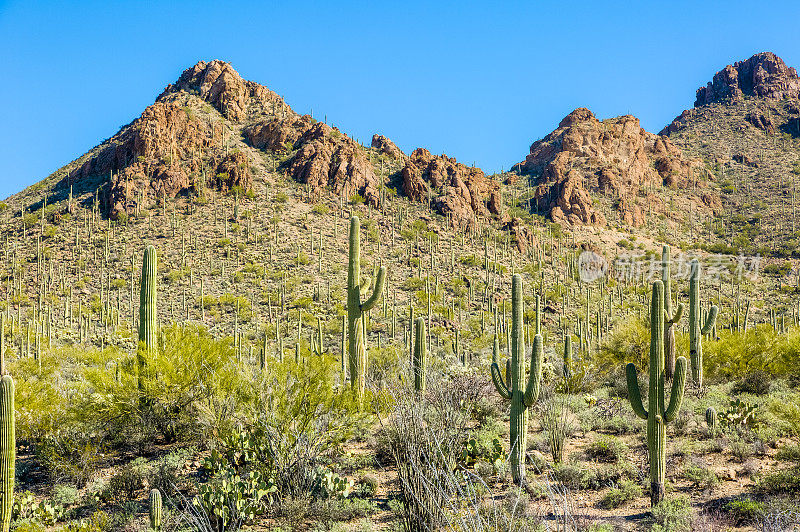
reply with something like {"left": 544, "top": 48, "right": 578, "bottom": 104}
{"left": 0, "top": 374, "right": 14, "bottom": 532}
{"left": 688, "top": 259, "right": 718, "bottom": 388}
{"left": 662, "top": 245, "right": 677, "bottom": 379}
{"left": 149, "top": 488, "right": 162, "bottom": 531}
{"left": 490, "top": 274, "right": 542, "bottom": 485}
{"left": 626, "top": 280, "right": 687, "bottom": 506}
{"left": 138, "top": 246, "right": 158, "bottom": 396}
{"left": 705, "top": 407, "right": 718, "bottom": 437}
{"left": 347, "top": 216, "right": 386, "bottom": 404}
{"left": 412, "top": 317, "right": 426, "bottom": 392}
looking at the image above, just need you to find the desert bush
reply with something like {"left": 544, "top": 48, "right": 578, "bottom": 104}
{"left": 650, "top": 495, "right": 693, "bottom": 532}
{"left": 598, "top": 479, "right": 642, "bottom": 509}
{"left": 596, "top": 317, "right": 649, "bottom": 375}
{"left": 725, "top": 498, "right": 765, "bottom": 525}
{"left": 703, "top": 326, "right": 800, "bottom": 382}
{"left": 73, "top": 324, "right": 244, "bottom": 445}
{"left": 586, "top": 436, "right": 628, "bottom": 463}
{"left": 682, "top": 464, "right": 719, "bottom": 490}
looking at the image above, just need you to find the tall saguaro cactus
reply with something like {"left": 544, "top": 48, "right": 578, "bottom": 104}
{"left": 347, "top": 216, "right": 386, "bottom": 403}
{"left": 661, "top": 245, "right": 684, "bottom": 379}
{"left": 490, "top": 274, "right": 542, "bottom": 485}
{"left": 138, "top": 246, "right": 158, "bottom": 395}
{"left": 688, "top": 259, "right": 718, "bottom": 388}
{"left": 626, "top": 280, "right": 688, "bottom": 506}
{"left": 0, "top": 372, "right": 14, "bottom": 532}
{"left": 412, "top": 317, "right": 426, "bottom": 392}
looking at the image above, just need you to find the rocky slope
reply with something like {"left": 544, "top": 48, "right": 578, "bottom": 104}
{"left": 516, "top": 108, "right": 714, "bottom": 228}
{"left": 663, "top": 52, "right": 800, "bottom": 256}
{"left": 56, "top": 60, "right": 501, "bottom": 227}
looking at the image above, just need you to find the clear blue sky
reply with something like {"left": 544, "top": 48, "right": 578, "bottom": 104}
{"left": 3, "top": 0, "right": 800, "bottom": 200}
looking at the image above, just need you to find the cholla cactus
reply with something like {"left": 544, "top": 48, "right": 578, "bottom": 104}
{"left": 626, "top": 280, "right": 688, "bottom": 506}
{"left": 490, "top": 274, "right": 542, "bottom": 485}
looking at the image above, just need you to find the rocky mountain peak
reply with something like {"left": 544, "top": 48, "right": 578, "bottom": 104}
{"left": 695, "top": 52, "right": 800, "bottom": 106}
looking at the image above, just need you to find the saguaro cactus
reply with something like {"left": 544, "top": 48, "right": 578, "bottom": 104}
{"left": 626, "top": 280, "right": 688, "bottom": 506}
{"left": 138, "top": 245, "right": 158, "bottom": 395}
{"left": 347, "top": 216, "right": 386, "bottom": 403}
{"left": 149, "top": 488, "right": 162, "bottom": 531}
{"left": 412, "top": 317, "right": 426, "bottom": 392}
{"left": 662, "top": 245, "right": 684, "bottom": 379}
{"left": 490, "top": 274, "right": 542, "bottom": 485}
{"left": 705, "top": 407, "right": 718, "bottom": 437}
{"left": 688, "top": 259, "right": 718, "bottom": 388}
{"left": 0, "top": 373, "right": 14, "bottom": 532}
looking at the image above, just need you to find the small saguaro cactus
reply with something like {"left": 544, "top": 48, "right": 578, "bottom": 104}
{"left": 661, "top": 245, "right": 684, "bottom": 380}
{"left": 626, "top": 280, "right": 688, "bottom": 506}
{"left": 562, "top": 334, "right": 573, "bottom": 383}
{"left": 0, "top": 371, "right": 14, "bottom": 532}
{"left": 705, "top": 407, "right": 718, "bottom": 437}
{"left": 490, "top": 274, "right": 543, "bottom": 485}
{"left": 149, "top": 488, "right": 162, "bottom": 531}
{"left": 347, "top": 216, "right": 387, "bottom": 403}
{"left": 688, "top": 259, "right": 718, "bottom": 388}
{"left": 138, "top": 245, "right": 158, "bottom": 396}
{"left": 412, "top": 317, "right": 426, "bottom": 392}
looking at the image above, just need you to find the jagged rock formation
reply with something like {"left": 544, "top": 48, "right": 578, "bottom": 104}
{"left": 695, "top": 52, "right": 800, "bottom": 106}
{"left": 371, "top": 134, "right": 404, "bottom": 159}
{"left": 518, "top": 108, "right": 699, "bottom": 226}
{"left": 401, "top": 148, "right": 502, "bottom": 229}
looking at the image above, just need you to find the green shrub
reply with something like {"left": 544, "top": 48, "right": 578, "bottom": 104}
{"left": 776, "top": 443, "right": 800, "bottom": 462}
{"left": 99, "top": 464, "right": 145, "bottom": 503}
{"left": 598, "top": 479, "right": 642, "bottom": 509}
{"left": 682, "top": 464, "right": 719, "bottom": 490}
{"left": 586, "top": 436, "right": 628, "bottom": 463}
{"left": 725, "top": 498, "right": 765, "bottom": 525}
{"left": 754, "top": 466, "right": 800, "bottom": 494}
{"left": 650, "top": 495, "right": 692, "bottom": 532}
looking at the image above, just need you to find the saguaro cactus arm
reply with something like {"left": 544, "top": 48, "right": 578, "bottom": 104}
{"left": 663, "top": 356, "right": 687, "bottom": 422}
{"left": 701, "top": 306, "right": 718, "bottom": 335}
{"left": 490, "top": 362, "right": 511, "bottom": 399}
{"left": 665, "top": 303, "right": 684, "bottom": 324}
{"left": 360, "top": 266, "right": 386, "bottom": 312}
{"left": 626, "top": 363, "right": 648, "bottom": 420}
{"left": 523, "top": 333, "right": 543, "bottom": 407}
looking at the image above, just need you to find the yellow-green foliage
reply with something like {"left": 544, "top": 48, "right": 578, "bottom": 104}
{"left": 74, "top": 324, "right": 246, "bottom": 442}
{"left": 596, "top": 316, "right": 649, "bottom": 374}
{"left": 701, "top": 325, "right": 800, "bottom": 382}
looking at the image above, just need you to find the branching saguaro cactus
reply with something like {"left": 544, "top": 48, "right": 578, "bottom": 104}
{"left": 148, "top": 488, "right": 162, "bottom": 532}
{"left": 626, "top": 280, "right": 688, "bottom": 506}
{"left": 0, "top": 372, "right": 14, "bottom": 532}
{"left": 490, "top": 274, "right": 542, "bottom": 485}
{"left": 688, "top": 259, "right": 718, "bottom": 388}
{"left": 138, "top": 245, "right": 158, "bottom": 395}
{"left": 412, "top": 317, "right": 426, "bottom": 392}
{"left": 661, "top": 245, "right": 684, "bottom": 379}
{"left": 347, "top": 216, "right": 386, "bottom": 403}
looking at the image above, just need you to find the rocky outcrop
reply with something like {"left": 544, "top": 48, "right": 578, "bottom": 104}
{"left": 158, "top": 59, "right": 285, "bottom": 121}
{"left": 288, "top": 122, "right": 383, "bottom": 207}
{"left": 371, "top": 134, "right": 404, "bottom": 159}
{"left": 745, "top": 110, "right": 776, "bottom": 134}
{"left": 244, "top": 114, "right": 314, "bottom": 151}
{"left": 519, "top": 108, "right": 699, "bottom": 226}
{"left": 695, "top": 52, "right": 800, "bottom": 106}
{"left": 401, "top": 148, "right": 502, "bottom": 229}
{"left": 504, "top": 217, "right": 536, "bottom": 253}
